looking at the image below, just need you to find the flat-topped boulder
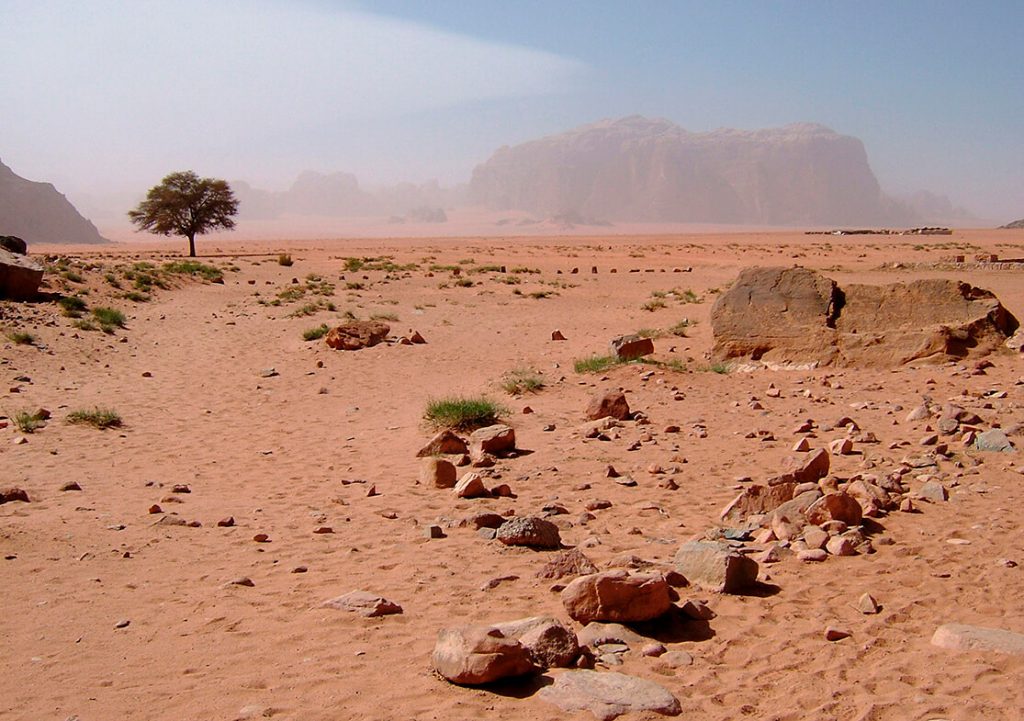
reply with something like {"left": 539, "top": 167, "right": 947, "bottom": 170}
{"left": 324, "top": 320, "right": 390, "bottom": 350}
{"left": 0, "top": 248, "right": 43, "bottom": 300}
{"left": 712, "top": 267, "right": 1019, "bottom": 366}
{"left": 538, "top": 670, "right": 681, "bottom": 720}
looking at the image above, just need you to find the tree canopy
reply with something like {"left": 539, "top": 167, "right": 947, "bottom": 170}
{"left": 128, "top": 171, "right": 239, "bottom": 257}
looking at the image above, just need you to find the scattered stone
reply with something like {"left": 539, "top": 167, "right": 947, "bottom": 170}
{"left": 825, "top": 626, "right": 851, "bottom": 641}
{"left": 805, "top": 492, "right": 863, "bottom": 526}
{"left": 641, "top": 643, "right": 666, "bottom": 657}
{"left": 857, "top": 593, "right": 880, "bottom": 614}
{"left": 659, "top": 650, "right": 694, "bottom": 668}
{"left": 931, "top": 623, "right": 1024, "bottom": 656}
{"left": 148, "top": 504, "right": 162, "bottom": 514}
{"left": 322, "top": 590, "right": 403, "bottom": 617}
{"left": 496, "top": 516, "right": 561, "bottom": 549}
{"left": 798, "top": 549, "right": 827, "bottom": 562}
{"left": 324, "top": 320, "right": 390, "bottom": 350}
{"left": 586, "top": 391, "right": 631, "bottom": 421}
{"left": 217, "top": 516, "right": 235, "bottom": 527}
{"left": 680, "top": 599, "right": 715, "bottom": 621}
{"left": 792, "top": 438, "right": 811, "bottom": 452}
{"left": 916, "top": 481, "right": 948, "bottom": 503}
{"left": 537, "top": 548, "right": 600, "bottom": 580}
{"left": 432, "top": 626, "right": 535, "bottom": 685}
{"left": 253, "top": 533, "right": 270, "bottom": 543}
{"left": 609, "top": 334, "right": 655, "bottom": 361}
{"left": 561, "top": 570, "right": 671, "bottom": 624}
{"left": 673, "top": 541, "right": 759, "bottom": 593}
{"left": 552, "top": 330, "right": 567, "bottom": 341}
{"left": 227, "top": 577, "right": 255, "bottom": 587}
{"left": 424, "top": 525, "right": 445, "bottom": 539}
{"left": 417, "top": 430, "right": 469, "bottom": 457}
{"left": 420, "top": 457, "right": 457, "bottom": 488}
{"left": 829, "top": 438, "right": 854, "bottom": 455}
{"left": 59, "top": 481, "right": 81, "bottom": 492}
{"left": 538, "top": 670, "right": 681, "bottom": 721}
{"left": 0, "top": 487, "right": 30, "bottom": 504}
{"left": 975, "top": 429, "right": 1014, "bottom": 453}
{"left": 469, "top": 424, "right": 516, "bottom": 457}
{"left": 454, "top": 472, "right": 490, "bottom": 499}
{"left": 825, "top": 536, "right": 857, "bottom": 557}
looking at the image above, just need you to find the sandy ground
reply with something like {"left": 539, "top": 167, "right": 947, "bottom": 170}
{"left": 2, "top": 229, "right": 1024, "bottom": 721}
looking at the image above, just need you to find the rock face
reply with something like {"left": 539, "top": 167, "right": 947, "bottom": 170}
{"left": 0, "top": 248, "right": 44, "bottom": 300}
{"left": 432, "top": 626, "right": 535, "bottom": 685}
{"left": 538, "top": 670, "right": 682, "bottom": 721}
{"left": 0, "top": 159, "right": 106, "bottom": 244}
{"left": 0, "top": 235, "right": 27, "bottom": 254}
{"left": 324, "top": 321, "right": 390, "bottom": 350}
{"left": 561, "top": 570, "right": 671, "bottom": 624}
{"left": 470, "top": 116, "right": 903, "bottom": 226}
{"left": 711, "top": 267, "right": 1019, "bottom": 366}
{"left": 673, "top": 541, "right": 759, "bottom": 593}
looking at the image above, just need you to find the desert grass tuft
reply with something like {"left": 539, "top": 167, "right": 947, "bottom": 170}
{"left": 424, "top": 396, "right": 507, "bottom": 431}
{"left": 302, "top": 324, "right": 330, "bottom": 341}
{"left": 6, "top": 330, "right": 35, "bottom": 345}
{"left": 66, "top": 407, "right": 123, "bottom": 429}
{"left": 501, "top": 368, "right": 545, "bottom": 395}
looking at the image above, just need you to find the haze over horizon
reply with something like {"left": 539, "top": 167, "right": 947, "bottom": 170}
{"left": 1, "top": 0, "right": 1021, "bottom": 224}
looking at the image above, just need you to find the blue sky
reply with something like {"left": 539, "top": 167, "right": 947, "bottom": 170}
{"left": 1, "top": 0, "right": 1021, "bottom": 220}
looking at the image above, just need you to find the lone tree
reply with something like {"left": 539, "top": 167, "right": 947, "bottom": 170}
{"left": 128, "top": 171, "right": 239, "bottom": 257}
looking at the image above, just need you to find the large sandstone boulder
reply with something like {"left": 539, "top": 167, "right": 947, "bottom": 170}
{"left": 492, "top": 616, "right": 580, "bottom": 668}
{"left": 586, "top": 391, "right": 630, "bottom": 421}
{"left": 931, "top": 623, "right": 1024, "bottom": 656}
{"left": 0, "top": 248, "right": 43, "bottom": 300}
{"left": 324, "top": 320, "right": 390, "bottom": 350}
{"left": 432, "top": 625, "right": 536, "bottom": 685}
{"left": 560, "top": 570, "right": 671, "bottom": 624}
{"left": 469, "top": 424, "right": 516, "bottom": 456}
{"left": 673, "top": 541, "right": 759, "bottom": 593}
{"left": 711, "top": 267, "right": 1019, "bottom": 366}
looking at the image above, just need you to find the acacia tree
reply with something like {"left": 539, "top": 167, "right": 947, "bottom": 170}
{"left": 128, "top": 171, "right": 239, "bottom": 257}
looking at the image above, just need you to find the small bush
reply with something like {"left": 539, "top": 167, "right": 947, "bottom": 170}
{"left": 72, "top": 319, "right": 97, "bottom": 331}
{"left": 164, "top": 260, "right": 224, "bottom": 282}
{"left": 62, "top": 270, "right": 84, "bottom": 283}
{"left": 67, "top": 407, "right": 123, "bottom": 429}
{"left": 702, "top": 362, "right": 731, "bottom": 374}
{"left": 92, "top": 307, "right": 126, "bottom": 329}
{"left": 289, "top": 303, "right": 322, "bottom": 318}
{"left": 573, "top": 355, "right": 620, "bottom": 374}
{"left": 501, "top": 368, "right": 545, "bottom": 395}
{"left": 342, "top": 257, "right": 365, "bottom": 272}
{"left": 641, "top": 299, "right": 667, "bottom": 312}
{"left": 370, "top": 312, "right": 399, "bottom": 322}
{"left": 669, "top": 319, "right": 693, "bottom": 337}
{"left": 345, "top": 282, "right": 365, "bottom": 291}
{"left": 122, "top": 291, "right": 150, "bottom": 303}
{"left": 302, "top": 324, "right": 330, "bottom": 341}
{"left": 424, "top": 396, "right": 506, "bottom": 431}
{"left": 277, "top": 253, "right": 294, "bottom": 267}
{"left": 58, "top": 296, "right": 88, "bottom": 317}
{"left": 454, "top": 278, "right": 474, "bottom": 288}
{"left": 528, "top": 290, "right": 553, "bottom": 299}
{"left": 12, "top": 409, "right": 46, "bottom": 433}
{"left": 7, "top": 330, "right": 36, "bottom": 345}
{"left": 635, "top": 328, "right": 661, "bottom": 339}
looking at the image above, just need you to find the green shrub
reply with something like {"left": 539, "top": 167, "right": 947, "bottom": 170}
{"left": 92, "top": 307, "right": 126, "bottom": 331}
{"left": 163, "top": 260, "right": 224, "bottom": 282}
{"left": 302, "top": 324, "right": 330, "bottom": 341}
{"left": 58, "top": 296, "right": 88, "bottom": 317}
{"left": 424, "top": 396, "right": 507, "bottom": 431}
{"left": 66, "top": 407, "right": 123, "bottom": 429}
{"left": 641, "top": 299, "right": 667, "bottom": 312}
{"left": 573, "top": 355, "right": 619, "bottom": 374}
{"left": 6, "top": 331, "right": 35, "bottom": 345}
{"left": 277, "top": 253, "right": 293, "bottom": 267}
{"left": 12, "top": 409, "right": 46, "bottom": 433}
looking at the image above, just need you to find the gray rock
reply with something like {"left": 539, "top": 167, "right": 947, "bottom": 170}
{"left": 538, "top": 670, "right": 681, "bottom": 720}
{"left": 975, "top": 429, "right": 1015, "bottom": 453}
{"left": 931, "top": 623, "right": 1024, "bottom": 656}
{"left": 673, "top": 540, "right": 759, "bottom": 593}
{"left": 0, "top": 248, "right": 43, "bottom": 300}
{"left": 496, "top": 516, "right": 561, "bottom": 549}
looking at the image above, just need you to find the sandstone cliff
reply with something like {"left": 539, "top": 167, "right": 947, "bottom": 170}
{"left": 469, "top": 116, "right": 912, "bottom": 226}
{"left": 0, "top": 159, "right": 106, "bottom": 244}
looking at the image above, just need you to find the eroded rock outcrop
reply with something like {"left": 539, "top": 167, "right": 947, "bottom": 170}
{"left": 711, "top": 267, "right": 1018, "bottom": 366}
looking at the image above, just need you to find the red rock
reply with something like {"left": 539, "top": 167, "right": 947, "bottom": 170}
{"left": 825, "top": 626, "right": 851, "bottom": 641}
{"left": 432, "top": 625, "right": 535, "bottom": 685}
{"left": 217, "top": 516, "right": 235, "bottom": 527}
{"left": 324, "top": 320, "right": 390, "bottom": 350}
{"left": 804, "top": 492, "right": 863, "bottom": 526}
{"left": 148, "top": 504, "right": 162, "bottom": 514}
{"left": 454, "top": 472, "right": 489, "bottom": 499}
{"left": 492, "top": 616, "right": 580, "bottom": 668}
{"left": 672, "top": 541, "right": 759, "bottom": 594}
{"left": 416, "top": 429, "right": 469, "bottom": 457}
{"left": 0, "top": 487, "right": 30, "bottom": 504}
{"left": 536, "top": 548, "right": 599, "bottom": 580}
{"left": 419, "top": 457, "right": 457, "bottom": 488}
{"left": 561, "top": 570, "right": 671, "bottom": 624}
{"left": 609, "top": 334, "right": 654, "bottom": 361}
{"left": 586, "top": 391, "right": 630, "bottom": 421}
{"left": 469, "top": 424, "right": 516, "bottom": 456}
{"left": 551, "top": 329, "right": 567, "bottom": 341}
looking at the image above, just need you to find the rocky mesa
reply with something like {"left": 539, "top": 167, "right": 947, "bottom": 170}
{"left": 0, "top": 159, "right": 106, "bottom": 245}
{"left": 469, "top": 116, "right": 912, "bottom": 226}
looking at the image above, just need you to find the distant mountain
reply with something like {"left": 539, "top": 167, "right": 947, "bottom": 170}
{"left": 999, "top": 219, "right": 1024, "bottom": 229}
{"left": 0, "top": 159, "right": 106, "bottom": 244}
{"left": 469, "top": 116, "right": 915, "bottom": 226}
{"left": 234, "top": 172, "right": 464, "bottom": 220}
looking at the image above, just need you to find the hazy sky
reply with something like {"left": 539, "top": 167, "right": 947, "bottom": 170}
{"left": 1, "top": 0, "right": 1021, "bottom": 221}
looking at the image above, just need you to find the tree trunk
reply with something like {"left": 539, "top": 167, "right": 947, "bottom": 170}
{"left": 187, "top": 232, "right": 196, "bottom": 257}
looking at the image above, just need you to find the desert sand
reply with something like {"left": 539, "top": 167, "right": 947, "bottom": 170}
{"left": 3, "top": 228, "right": 1024, "bottom": 721}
